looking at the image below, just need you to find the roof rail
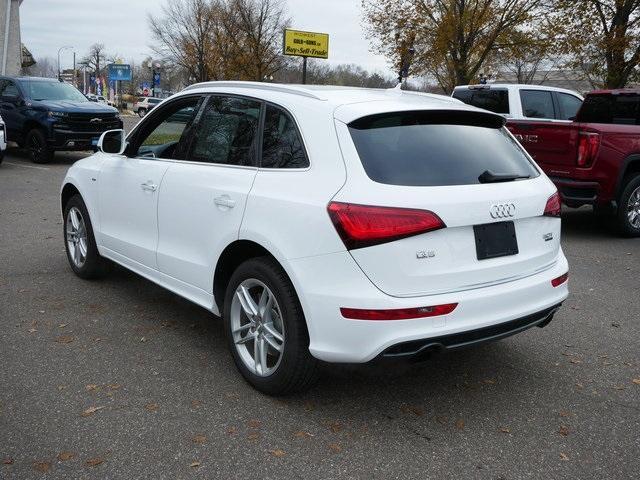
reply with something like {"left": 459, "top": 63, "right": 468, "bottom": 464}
{"left": 182, "top": 81, "right": 326, "bottom": 100}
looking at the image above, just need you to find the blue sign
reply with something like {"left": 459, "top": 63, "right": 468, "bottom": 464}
{"left": 108, "top": 63, "right": 132, "bottom": 81}
{"left": 153, "top": 72, "right": 161, "bottom": 87}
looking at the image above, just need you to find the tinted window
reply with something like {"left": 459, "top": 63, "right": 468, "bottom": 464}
{"left": 520, "top": 90, "right": 555, "bottom": 119}
{"left": 149, "top": 99, "right": 161, "bottom": 104}
{"left": 136, "top": 97, "right": 201, "bottom": 159}
{"left": 556, "top": 93, "right": 582, "bottom": 120}
{"left": 452, "top": 88, "right": 509, "bottom": 114}
{"left": 576, "top": 94, "right": 640, "bottom": 125}
{"left": 190, "top": 96, "right": 260, "bottom": 166}
{"left": 348, "top": 111, "right": 538, "bottom": 187}
{"left": 0, "top": 80, "right": 19, "bottom": 97}
{"left": 261, "top": 105, "right": 308, "bottom": 168}
{"left": 18, "top": 80, "right": 86, "bottom": 102}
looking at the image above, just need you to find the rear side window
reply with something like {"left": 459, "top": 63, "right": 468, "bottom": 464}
{"left": 576, "top": 94, "right": 640, "bottom": 125}
{"left": 261, "top": 105, "right": 308, "bottom": 168}
{"left": 520, "top": 90, "right": 555, "bottom": 119}
{"left": 452, "top": 88, "right": 509, "bottom": 114}
{"left": 556, "top": 93, "right": 582, "bottom": 120}
{"left": 348, "top": 111, "right": 539, "bottom": 187}
{"left": 190, "top": 96, "right": 260, "bottom": 166}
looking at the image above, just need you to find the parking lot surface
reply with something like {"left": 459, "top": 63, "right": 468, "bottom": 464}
{"left": 1, "top": 119, "right": 639, "bottom": 479}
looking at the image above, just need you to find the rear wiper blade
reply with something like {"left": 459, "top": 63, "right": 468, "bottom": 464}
{"left": 478, "top": 170, "right": 530, "bottom": 183}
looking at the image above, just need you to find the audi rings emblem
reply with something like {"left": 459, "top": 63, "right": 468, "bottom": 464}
{"left": 490, "top": 203, "right": 516, "bottom": 219}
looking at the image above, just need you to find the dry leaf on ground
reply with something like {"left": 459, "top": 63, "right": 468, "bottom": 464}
{"left": 144, "top": 403, "right": 159, "bottom": 412}
{"left": 247, "top": 419, "right": 261, "bottom": 429}
{"left": 55, "top": 335, "right": 74, "bottom": 344}
{"left": 33, "top": 461, "right": 51, "bottom": 473}
{"left": 328, "top": 421, "right": 343, "bottom": 433}
{"left": 3, "top": 458, "right": 13, "bottom": 465}
{"left": 86, "top": 457, "right": 104, "bottom": 467}
{"left": 455, "top": 419, "right": 465, "bottom": 430}
{"left": 632, "top": 378, "right": 640, "bottom": 385}
{"left": 294, "top": 430, "right": 314, "bottom": 438}
{"left": 560, "top": 452, "right": 570, "bottom": 461}
{"left": 329, "top": 443, "right": 342, "bottom": 453}
{"left": 499, "top": 427, "right": 511, "bottom": 434}
{"left": 559, "top": 426, "right": 570, "bottom": 436}
{"left": 192, "top": 434, "right": 206, "bottom": 444}
{"left": 190, "top": 461, "right": 200, "bottom": 468}
{"left": 57, "top": 451, "right": 74, "bottom": 461}
{"left": 269, "top": 449, "right": 286, "bottom": 458}
{"left": 81, "top": 406, "right": 105, "bottom": 417}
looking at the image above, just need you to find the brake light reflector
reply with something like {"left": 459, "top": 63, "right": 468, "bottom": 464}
{"left": 340, "top": 303, "right": 458, "bottom": 320}
{"left": 327, "top": 202, "right": 445, "bottom": 250}
{"left": 576, "top": 132, "right": 599, "bottom": 167}
{"left": 544, "top": 192, "right": 561, "bottom": 217}
{"left": 551, "top": 272, "right": 568, "bottom": 287}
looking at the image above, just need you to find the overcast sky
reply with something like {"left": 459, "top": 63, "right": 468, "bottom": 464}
{"left": 20, "top": 0, "right": 392, "bottom": 75}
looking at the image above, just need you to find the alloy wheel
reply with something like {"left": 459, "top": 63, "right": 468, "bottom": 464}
{"left": 66, "top": 206, "right": 88, "bottom": 268}
{"left": 627, "top": 186, "right": 640, "bottom": 229}
{"left": 230, "top": 279, "right": 285, "bottom": 377}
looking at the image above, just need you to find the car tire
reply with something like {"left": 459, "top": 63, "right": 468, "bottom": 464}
{"left": 223, "top": 256, "right": 319, "bottom": 395}
{"left": 25, "top": 129, "right": 54, "bottom": 164}
{"left": 617, "top": 173, "right": 640, "bottom": 237}
{"left": 0, "top": 148, "right": 4, "bottom": 164}
{"left": 138, "top": 108, "right": 147, "bottom": 118}
{"left": 63, "top": 194, "right": 109, "bottom": 279}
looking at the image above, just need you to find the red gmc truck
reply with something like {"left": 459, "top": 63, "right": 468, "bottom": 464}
{"left": 453, "top": 84, "right": 640, "bottom": 236}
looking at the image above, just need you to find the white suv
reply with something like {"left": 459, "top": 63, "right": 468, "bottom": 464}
{"left": 133, "top": 97, "right": 162, "bottom": 117}
{"left": 60, "top": 82, "right": 569, "bottom": 394}
{"left": 0, "top": 114, "right": 6, "bottom": 163}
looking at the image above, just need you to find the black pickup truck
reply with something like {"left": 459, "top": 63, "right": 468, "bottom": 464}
{"left": 0, "top": 76, "right": 122, "bottom": 163}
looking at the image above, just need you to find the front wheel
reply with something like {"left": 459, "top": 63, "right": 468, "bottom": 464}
{"left": 223, "top": 257, "right": 319, "bottom": 395}
{"left": 25, "top": 129, "right": 54, "bottom": 164}
{"left": 138, "top": 108, "right": 147, "bottom": 118}
{"left": 617, "top": 174, "right": 640, "bottom": 237}
{"left": 63, "top": 194, "right": 109, "bottom": 279}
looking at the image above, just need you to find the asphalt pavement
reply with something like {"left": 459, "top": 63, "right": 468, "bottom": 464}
{"left": 1, "top": 119, "right": 638, "bottom": 479}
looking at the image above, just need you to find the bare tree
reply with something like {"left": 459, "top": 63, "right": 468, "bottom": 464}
{"left": 221, "top": 0, "right": 290, "bottom": 81}
{"left": 149, "top": 0, "right": 221, "bottom": 82}
{"left": 81, "top": 43, "right": 107, "bottom": 76}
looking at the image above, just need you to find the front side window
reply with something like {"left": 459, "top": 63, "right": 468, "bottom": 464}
{"left": 0, "top": 80, "right": 19, "bottom": 97}
{"left": 520, "top": 90, "right": 555, "bottom": 119}
{"left": 136, "top": 97, "right": 201, "bottom": 159}
{"left": 261, "top": 105, "right": 308, "bottom": 168}
{"left": 190, "top": 96, "right": 260, "bottom": 166}
{"left": 348, "top": 111, "right": 538, "bottom": 187}
{"left": 452, "top": 88, "right": 510, "bottom": 114}
{"left": 18, "top": 80, "right": 86, "bottom": 102}
{"left": 556, "top": 93, "right": 582, "bottom": 120}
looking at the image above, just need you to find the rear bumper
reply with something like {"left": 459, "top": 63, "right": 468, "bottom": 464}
{"left": 549, "top": 176, "right": 601, "bottom": 206}
{"left": 288, "top": 250, "right": 569, "bottom": 363}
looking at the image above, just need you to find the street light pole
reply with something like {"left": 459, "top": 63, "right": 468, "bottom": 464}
{"left": 57, "top": 45, "right": 73, "bottom": 81}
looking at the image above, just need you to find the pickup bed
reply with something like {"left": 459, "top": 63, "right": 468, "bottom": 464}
{"left": 453, "top": 85, "right": 640, "bottom": 236}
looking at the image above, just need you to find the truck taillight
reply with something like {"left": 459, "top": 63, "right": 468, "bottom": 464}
{"left": 327, "top": 202, "right": 445, "bottom": 250}
{"left": 576, "top": 132, "right": 599, "bottom": 167}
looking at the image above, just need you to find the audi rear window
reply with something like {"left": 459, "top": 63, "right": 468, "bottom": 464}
{"left": 348, "top": 110, "right": 539, "bottom": 187}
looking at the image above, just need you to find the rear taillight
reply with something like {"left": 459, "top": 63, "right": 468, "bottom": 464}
{"left": 544, "top": 192, "right": 561, "bottom": 217}
{"left": 551, "top": 272, "right": 568, "bottom": 287}
{"left": 576, "top": 132, "right": 599, "bottom": 167}
{"left": 327, "top": 202, "right": 445, "bottom": 250}
{"left": 340, "top": 303, "right": 458, "bottom": 321}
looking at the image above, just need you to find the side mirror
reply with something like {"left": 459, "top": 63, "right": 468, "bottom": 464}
{"left": 97, "top": 129, "right": 127, "bottom": 155}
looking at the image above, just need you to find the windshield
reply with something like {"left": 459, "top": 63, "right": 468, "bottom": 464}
{"left": 19, "top": 80, "right": 88, "bottom": 102}
{"left": 348, "top": 110, "right": 539, "bottom": 187}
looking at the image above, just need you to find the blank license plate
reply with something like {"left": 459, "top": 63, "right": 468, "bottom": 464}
{"left": 473, "top": 221, "right": 519, "bottom": 260}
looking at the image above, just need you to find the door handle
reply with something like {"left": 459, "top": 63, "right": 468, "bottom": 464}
{"left": 214, "top": 195, "right": 236, "bottom": 208}
{"left": 140, "top": 181, "right": 158, "bottom": 192}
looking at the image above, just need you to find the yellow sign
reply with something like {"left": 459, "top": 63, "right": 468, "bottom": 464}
{"left": 283, "top": 29, "right": 329, "bottom": 59}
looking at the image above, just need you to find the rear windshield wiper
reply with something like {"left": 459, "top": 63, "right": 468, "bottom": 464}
{"left": 478, "top": 170, "right": 530, "bottom": 183}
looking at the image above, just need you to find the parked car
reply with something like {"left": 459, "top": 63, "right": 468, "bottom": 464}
{"left": 0, "top": 113, "right": 6, "bottom": 163}
{"left": 506, "top": 89, "right": 640, "bottom": 236}
{"left": 0, "top": 76, "right": 122, "bottom": 163}
{"left": 133, "top": 97, "right": 162, "bottom": 117}
{"left": 452, "top": 83, "right": 584, "bottom": 122}
{"left": 60, "top": 82, "right": 569, "bottom": 394}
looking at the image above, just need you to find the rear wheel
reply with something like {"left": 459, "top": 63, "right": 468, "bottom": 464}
{"left": 138, "top": 108, "right": 147, "bottom": 118}
{"left": 63, "top": 194, "right": 109, "bottom": 279}
{"left": 223, "top": 257, "right": 318, "bottom": 395}
{"left": 617, "top": 173, "right": 640, "bottom": 237}
{"left": 26, "top": 129, "right": 54, "bottom": 164}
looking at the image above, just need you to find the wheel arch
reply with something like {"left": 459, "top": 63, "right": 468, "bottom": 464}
{"left": 61, "top": 182, "right": 81, "bottom": 215}
{"left": 615, "top": 154, "right": 640, "bottom": 200}
{"left": 23, "top": 120, "right": 48, "bottom": 138}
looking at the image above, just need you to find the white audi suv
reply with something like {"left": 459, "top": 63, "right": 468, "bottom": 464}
{"left": 60, "top": 82, "right": 569, "bottom": 394}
